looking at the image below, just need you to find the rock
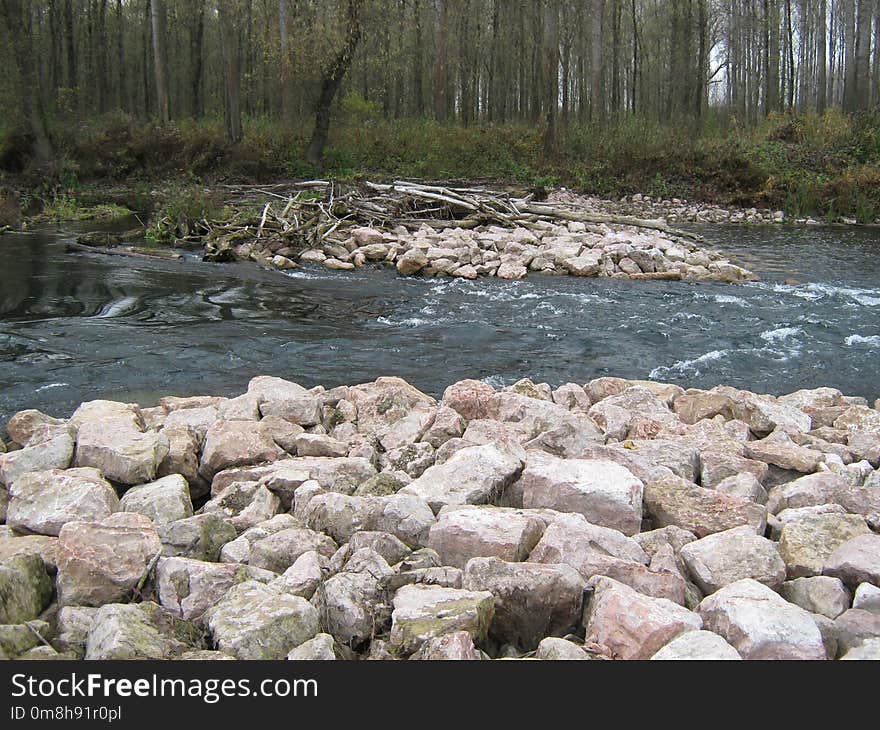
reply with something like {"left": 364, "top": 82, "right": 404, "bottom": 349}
{"left": 644, "top": 475, "right": 767, "bottom": 537}
{"left": 560, "top": 251, "right": 602, "bottom": 276}
{"left": 673, "top": 389, "right": 736, "bottom": 424}
{"left": 157, "top": 513, "right": 237, "bottom": 561}
{"left": 840, "top": 638, "right": 880, "bottom": 660}
{"left": 389, "top": 584, "right": 495, "bottom": 654}
{"left": 247, "top": 376, "right": 308, "bottom": 402}
{"left": 354, "top": 473, "right": 404, "bottom": 497}
{"left": 0, "top": 552, "right": 53, "bottom": 623}
{"left": 833, "top": 609, "right": 880, "bottom": 656}
{"left": 157, "top": 426, "right": 203, "bottom": 496}
{"left": 6, "top": 410, "right": 66, "bottom": 447}
{"left": 780, "top": 577, "right": 851, "bottom": 619}
{"left": 0, "top": 535, "right": 58, "bottom": 574}
{"left": 680, "top": 526, "right": 785, "bottom": 594}
{"left": 700, "top": 452, "right": 768, "bottom": 489}
{"left": 304, "top": 493, "right": 382, "bottom": 544}
{"left": 534, "top": 637, "right": 590, "bottom": 660}
{"left": 853, "top": 583, "right": 880, "bottom": 614}
{"left": 53, "top": 606, "right": 99, "bottom": 657}
{"left": 744, "top": 431, "right": 824, "bottom": 473}
{"left": 400, "top": 444, "right": 522, "bottom": 513}
{"left": 161, "top": 406, "right": 219, "bottom": 443}
{"left": 583, "top": 576, "right": 702, "bottom": 660}
{"left": 778, "top": 512, "right": 870, "bottom": 578}
{"left": 311, "top": 550, "right": 394, "bottom": 646}
{"left": 373, "top": 493, "right": 437, "bottom": 548}
{"left": 260, "top": 393, "right": 322, "bottom": 427}
{"left": 249, "top": 528, "right": 338, "bottom": 573}
{"left": 287, "top": 633, "right": 337, "bottom": 660}
{"left": 119, "top": 474, "right": 193, "bottom": 525}
{"left": 397, "top": 249, "right": 429, "bottom": 275}
{"left": 205, "top": 581, "right": 321, "bottom": 659}
{"left": 634, "top": 525, "right": 698, "bottom": 560}
{"left": 497, "top": 262, "right": 527, "bottom": 279}
{"left": 697, "top": 579, "right": 825, "bottom": 660}
{"left": 156, "top": 556, "right": 274, "bottom": 621}
{"left": 56, "top": 512, "right": 162, "bottom": 606}
{"left": 442, "top": 379, "right": 496, "bottom": 421}
{"left": 650, "top": 630, "right": 742, "bottom": 660}
{"left": 74, "top": 421, "right": 168, "bottom": 486}
{"left": 349, "top": 377, "right": 436, "bottom": 436}
{"left": 515, "top": 452, "right": 643, "bottom": 536}
{"left": 713, "top": 473, "right": 768, "bottom": 504}
{"left": 529, "top": 512, "right": 648, "bottom": 567}
{"left": 218, "top": 515, "right": 300, "bottom": 563}
{"left": 823, "top": 533, "right": 880, "bottom": 588}
{"left": 410, "top": 631, "right": 483, "bottom": 660}
{"left": 272, "top": 550, "right": 327, "bottom": 600}
{"left": 766, "top": 471, "right": 851, "bottom": 514}
{"left": 202, "top": 481, "right": 281, "bottom": 533}
{"left": 217, "top": 393, "right": 261, "bottom": 421}
{"left": 348, "top": 531, "right": 411, "bottom": 566}
{"left": 84, "top": 603, "right": 190, "bottom": 660}
{"left": 7, "top": 467, "right": 118, "bottom": 536}
{"left": 463, "top": 557, "right": 586, "bottom": 650}
{"left": 420, "top": 406, "right": 465, "bottom": 448}
{"left": 0, "top": 433, "right": 75, "bottom": 487}
{"left": 293, "top": 433, "right": 348, "bottom": 458}
{"left": 199, "top": 421, "right": 281, "bottom": 480}
{"left": 426, "top": 506, "right": 546, "bottom": 569}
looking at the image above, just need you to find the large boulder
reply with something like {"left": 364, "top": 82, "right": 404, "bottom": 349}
{"left": 389, "top": 584, "right": 495, "bottom": 655}
{"left": 7, "top": 467, "right": 118, "bottom": 536}
{"left": 56, "top": 513, "right": 162, "bottom": 606}
{"left": 248, "top": 527, "right": 338, "bottom": 573}
{"left": 744, "top": 431, "right": 824, "bottom": 473}
{"left": 119, "top": 474, "right": 193, "bottom": 526}
{"left": 204, "top": 581, "right": 321, "bottom": 659}
{"left": 832, "top": 609, "right": 880, "bottom": 656}
{"left": 410, "top": 631, "right": 484, "bottom": 660}
{"left": 157, "top": 513, "right": 237, "bottom": 562}
{"left": 650, "top": 630, "right": 742, "bottom": 660}
{"left": 199, "top": 421, "right": 282, "bottom": 480}
{"left": 823, "top": 533, "right": 880, "bottom": 588}
{"left": 0, "top": 433, "right": 75, "bottom": 487}
{"left": 644, "top": 475, "right": 767, "bottom": 537}
{"left": 426, "top": 506, "right": 545, "bottom": 569}
{"left": 201, "top": 482, "right": 281, "bottom": 533}
{"left": 780, "top": 576, "right": 851, "bottom": 619}
{"left": 75, "top": 421, "right": 168, "bottom": 486}
{"left": 700, "top": 452, "right": 768, "bottom": 489}
{"left": 697, "top": 578, "right": 826, "bottom": 660}
{"left": 156, "top": 556, "right": 274, "bottom": 621}
{"left": 349, "top": 377, "right": 436, "bottom": 436}
{"left": 583, "top": 576, "right": 701, "bottom": 660}
{"left": 441, "top": 380, "right": 497, "bottom": 422}
{"left": 778, "top": 512, "right": 870, "bottom": 578}
{"left": 463, "top": 557, "right": 586, "bottom": 650}
{"left": 311, "top": 549, "right": 394, "bottom": 646}
{"left": 679, "top": 526, "right": 786, "bottom": 594}
{"left": 515, "top": 452, "right": 643, "bottom": 536}
{"left": 0, "top": 552, "right": 53, "bottom": 623}
{"left": 83, "top": 602, "right": 191, "bottom": 660}
{"left": 5, "top": 409, "right": 67, "bottom": 447}
{"left": 400, "top": 444, "right": 522, "bottom": 513}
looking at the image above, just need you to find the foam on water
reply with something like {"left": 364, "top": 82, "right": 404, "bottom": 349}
{"left": 650, "top": 349, "right": 728, "bottom": 379}
{"left": 845, "top": 334, "right": 880, "bottom": 347}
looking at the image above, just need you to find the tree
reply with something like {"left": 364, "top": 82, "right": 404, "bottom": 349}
{"left": 0, "top": 0, "right": 53, "bottom": 163}
{"left": 150, "top": 0, "right": 170, "bottom": 122}
{"left": 218, "top": 0, "right": 243, "bottom": 142}
{"left": 306, "top": 0, "right": 364, "bottom": 166}
{"left": 542, "top": 0, "right": 559, "bottom": 156}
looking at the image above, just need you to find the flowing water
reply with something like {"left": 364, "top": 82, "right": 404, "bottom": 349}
{"left": 1, "top": 222, "right": 879, "bottom": 426}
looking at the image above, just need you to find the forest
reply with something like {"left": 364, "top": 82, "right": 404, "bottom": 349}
{"left": 2, "top": 0, "right": 880, "bottom": 219}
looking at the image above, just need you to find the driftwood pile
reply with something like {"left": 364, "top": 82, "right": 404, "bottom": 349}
{"left": 200, "top": 180, "right": 704, "bottom": 265}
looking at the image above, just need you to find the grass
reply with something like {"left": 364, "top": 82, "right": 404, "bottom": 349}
{"left": 3, "top": 106, "right": 880, "bottom": 223}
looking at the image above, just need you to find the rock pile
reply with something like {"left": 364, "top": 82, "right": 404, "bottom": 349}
{"left": 245, "top": 223, "right": 758, "bottom": 283}
{"left": 1, "top": 374, "right": 879, "bottom": 660}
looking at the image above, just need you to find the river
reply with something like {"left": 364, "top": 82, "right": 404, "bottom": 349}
{"left": 1, "top": 222, "right": 879, "bottom": 426}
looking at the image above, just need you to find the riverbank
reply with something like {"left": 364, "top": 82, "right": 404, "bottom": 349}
{"left": 3, "top": 110, "right": 880, "bottom": 225}
{"left": 0, "top": 373, "right": 878, "bottom": 660}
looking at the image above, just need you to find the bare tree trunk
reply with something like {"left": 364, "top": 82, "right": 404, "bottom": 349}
{"left": 0, "top": 0, "right": 53, "bottom": 163}
{"left": 306, "top": 0, "right": 363, "bottom": 166}
{"left": 279, "top": 0, "right": 292, "bottom": 124}
{"left": 219, "top": 0, "right": 242, "bottom": 142}
{"left": 843, "top": 0, "right": 857, "bottom": 110}
{"left": 765, "top": 0, "right": 781, "bottom": 114}
{"left": 413, "top": 0, "right": 424, "bottom": 116}
{"left": 590, "top": 0, "right": 605, "bottom": 122}
{"left": 855, "top": 0, "right": 872, "bottom": 108}
{"left": 542, "top": 0, "right": 559, "bottom": 157}
{"left": 434, "top": 0, "right": 448, "bottom": 121}
{"left": 817, "top": 0, "right": 828, "bottom": 112}
{"left": 150, "top": 0, "right": 169, "bottom": 122}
